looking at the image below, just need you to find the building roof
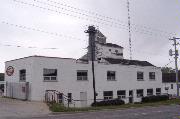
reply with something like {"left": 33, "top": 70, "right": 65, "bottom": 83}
{"left": 0, "top": 73, "right": 4, "bottom": 81}
{"left": 6, "top": 55, "right": 76, "bottom": 63}
{"left": 98, "top": 42, "right": 123, "bottom": 48}
{"left": 162, "top": 72, "right": 180, "bottom": 83}
{"left": 104, "top": 58, "right": 155, "bottom": 66}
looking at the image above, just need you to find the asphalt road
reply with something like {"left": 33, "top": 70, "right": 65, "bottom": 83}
{"left": 7, "top": 105, "right": 180, "bottom": 119}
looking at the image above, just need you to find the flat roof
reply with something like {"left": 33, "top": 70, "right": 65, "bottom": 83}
{"left": 5, "top": 55, "right": 77, "bottom": 63}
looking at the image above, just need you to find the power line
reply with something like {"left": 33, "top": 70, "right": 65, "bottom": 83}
{"left": 0, "top": 43, "right": 59, "bottom": 50}
{"left": 14, "top": 0, "right": 129, "bottom": 31}
{"left": 14, "top": 0, "right": 174, "bottom": 38}
{"left": 1, "top": 21, "right": 84, "bottom": 41}
{"left": 164, "top": 60, "right": 173, "bottom": 67}
{"left": 44, "top": 0, "right": 175, "bottom": 37}
{"left": 33, "top": 0, "right": 128, "bottom": 28}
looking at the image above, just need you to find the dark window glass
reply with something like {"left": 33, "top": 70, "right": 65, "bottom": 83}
{"left": 43, "top": 69, "right": 57, "bottom": 81}
{"left": 149, "top": 72, "right": 155, "bottom": 80}
{"left": 147, "top": 89, "right": 153, "bottom": 96}
{"left": 19, "top": 69, "right": 26, "bottom": 81}
{"left": 137, "top": 89, "right": 143, "bottom": 97}
{"left": 137, "top": 72, "right": 144, "bottom": 80}
{"left": 171, "top": 84, "right": 173, "bottom": 89}
{"left": 107, "top": 71, "right": 116, "bottom": 80}
{"left": 43, "top": 69, "right": 57, "bottom": 76}
{"left": 117, "top": 90, "right": 126, "bottom": 99}
{"left": 77, "top": 70, "right": 88, "bottom": 80}
{"left": 68, "top": 93, "right": 72, "bottom": 103}
{"left": 156, "top": 88, "right": 161, "bottom": 95}
{"left": 103, "top": 91, "right": 113, "bottom": 100}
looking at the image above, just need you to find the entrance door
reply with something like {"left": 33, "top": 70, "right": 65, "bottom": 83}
{"left": 129, "top": 90, "right": 133, "bottom": 103}
{"left": 80, "top": 92, "right": 87, "bottom": 107}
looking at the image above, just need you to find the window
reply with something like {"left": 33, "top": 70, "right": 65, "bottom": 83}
{"left": 136, "top": 89, "right": 143, "bottom": 97}
{"left": 171, "top": 84, "right": 173, "bottom": 89}
{"left": 107, "top": 71, "right": 116, "bottom": 81}
{"left": 109, "top": 49, "right": 111, "bottom": 51}
{"left": 137, "top": 72, "right": 144, "bottom": 80}
{"left": 156, "top": 88, "right": 161, "bottom": 95}
{"left": 149, "top": 72, "right": 155, "bottom": 80}
{"left": 43, "top": 68, "right": 57, "bottom": 81}
{"left": 19, "top": 69, "right": 26, "bottom": 81}
{"left": 103, "top": 91, "right": 113, "bottom": 100}
{"left": 117, "top": 90, "right": 126, "bottom": 99}
{"left": 77, "top": 70, "right": 88, "bottom": 80}
{"left": 57, "top": 93, "right": 63, "bottom": 103}
{"left": 147, "top": 89, "right": 153, "bottom": 96}
{"left": 115, "top": 50, "right": 118, "bottom": 53}
{"left": 68, "top": 93, "right": 72, "bottom": 103}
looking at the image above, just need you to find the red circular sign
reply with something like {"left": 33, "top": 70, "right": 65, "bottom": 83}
{"left": 6, "top": 66, "right": 14, "bottom": 76}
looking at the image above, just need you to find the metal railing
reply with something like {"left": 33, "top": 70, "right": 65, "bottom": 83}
{"left": 45, "top": 90, "right": 76, "bottom": 108}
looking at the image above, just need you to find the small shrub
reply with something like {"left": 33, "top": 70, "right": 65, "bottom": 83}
{"left": 49, "top": 103, "right": 68, "bottom": 112}
{"left": 91, "top": 99, "right": 125, "bottom": 107}
{"left": 141, "top": 95, "right": 169, "bottom": 103}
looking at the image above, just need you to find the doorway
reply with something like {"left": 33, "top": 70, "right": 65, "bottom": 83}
{"left": 80, "top": 92, "right": 87, "bottom": 107}
{"left": 129, "top": 90, "right": 133, "bottom": 103}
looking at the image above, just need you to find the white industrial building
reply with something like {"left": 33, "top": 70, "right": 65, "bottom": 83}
{"left": 162, "top": 72, "right": 180, "bottom": 97}
{"left": 5, "top": 27, "right": 163, "bottom": 107}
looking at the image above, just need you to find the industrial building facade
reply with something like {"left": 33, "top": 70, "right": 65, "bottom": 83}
{"left": 4, "top": 28, "right": 163, "bottom": 107}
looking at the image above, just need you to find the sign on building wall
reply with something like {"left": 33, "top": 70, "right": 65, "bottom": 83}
{"left": 6, "top": 66, "right": 14, "bottom": 76}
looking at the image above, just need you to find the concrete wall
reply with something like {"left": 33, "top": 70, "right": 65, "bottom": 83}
{"left": 5, "top": 56, "right": 163, "bottom": 107}
{"left": 96, "top": 44, "right": 123, "bottom": 59}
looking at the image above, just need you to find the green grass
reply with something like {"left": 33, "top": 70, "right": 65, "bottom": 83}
{"left": 48, "top": 99, "right": 180, "bottom": 112}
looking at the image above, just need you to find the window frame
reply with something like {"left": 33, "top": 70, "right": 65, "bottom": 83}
{"left": 77, "top": 70, "right": 88, "bottom": 81}
{"left": 136, "top": 89, "right": 144, "bottom": 98}
{"left": 19, "top": 69, "right": 26, "bottom": 82}
{"left": 149, "top": 72, "right": 155, "bottom": 80}
{"left": 43, "top": 68, "right": 57, "bottom": 82}
{"left": 107, "top": 71, "right": 116, "bottom": 81}
{"left": 156, "top": 88, "right": 161, "bottom": 95}
{"left": 68, "top": 93, "right": 72, "bottom": 103}
{"left": 103, "top": 91, "right": 113, "bottom": 100}
{"left": 117, "top": 90, "right": 126, "bottom": 99}
{"left": 137, "top": 71, "right": 144, "bottom": 81}
{"left": 171, "top": 84, "right": 173, "bottom": 89}
{"left": 147, "top": 88, "right": 153, "bottom": 96}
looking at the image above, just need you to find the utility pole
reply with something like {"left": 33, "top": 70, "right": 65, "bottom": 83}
{"left": 169, "top": 37, "right": 180, "bottom": 97}
{"left": 85, "top": 26, "right": 97, "bottom": 104}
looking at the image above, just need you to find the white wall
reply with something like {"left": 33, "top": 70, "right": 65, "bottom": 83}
{"left": 96, "top": 44, "right": 123, "bottom": 59}
{"left": 162, "top": 83, "right": 180, "bottom": 96}
{"left": 5, "top": 57, "right": 34, "bottom": 100}
{"left": 5, "top": 56, "right": 163, "bottom": 107}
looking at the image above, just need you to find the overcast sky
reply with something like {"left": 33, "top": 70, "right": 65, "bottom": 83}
{"left": 0, "top": 0, "right": 180, "bottom": 72}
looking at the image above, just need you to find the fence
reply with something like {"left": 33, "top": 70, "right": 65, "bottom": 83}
{"left": 45, "top": 90, "right": 75, "bottom": 108}
{"left": 6, "top": 82, "right": 29, "bottom": 100}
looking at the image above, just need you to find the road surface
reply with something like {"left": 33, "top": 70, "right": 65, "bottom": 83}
{"left": 7, "top": 104, "right": 180, "bottom": 119}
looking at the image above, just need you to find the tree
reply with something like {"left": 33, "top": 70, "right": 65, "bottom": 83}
{"left": 161, "top": 67, "right": 175, "bottom": 73}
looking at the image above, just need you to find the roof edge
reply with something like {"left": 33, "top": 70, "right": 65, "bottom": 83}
{"left": 5, "top": 55, "right": 77, "bottom": 63}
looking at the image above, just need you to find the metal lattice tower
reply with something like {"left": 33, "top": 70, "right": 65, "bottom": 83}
{"left": 127, "top": 0, "right": 132, "bottom": 60}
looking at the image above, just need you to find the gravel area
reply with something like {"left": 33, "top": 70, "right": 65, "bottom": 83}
{"left": 0, "top": 97, "right": 50, "bottom": 118}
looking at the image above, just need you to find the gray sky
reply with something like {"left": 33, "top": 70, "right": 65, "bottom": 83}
{"left": 0, "top": 0, "right": 180, "bottom": 72}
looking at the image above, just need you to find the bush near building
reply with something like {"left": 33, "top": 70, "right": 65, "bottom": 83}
{"left": 91, "top": 99, "right": 125, "bottom": 107}
{"left": 141, "top": 95, "right": 169, "bottom": 103}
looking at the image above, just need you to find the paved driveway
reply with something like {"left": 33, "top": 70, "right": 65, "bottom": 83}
{"left": 0, "top": 97, "right": 50, "bottom": 118}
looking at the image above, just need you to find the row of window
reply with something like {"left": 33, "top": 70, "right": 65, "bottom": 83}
{"left": 19, "top": 69, "right": 156, "bottom": 82}
{"left": 103, "top": 88, "right": 161, "bottom": 100}
{"left": 137, "top": 72, "right": 155, "bottom": 81}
